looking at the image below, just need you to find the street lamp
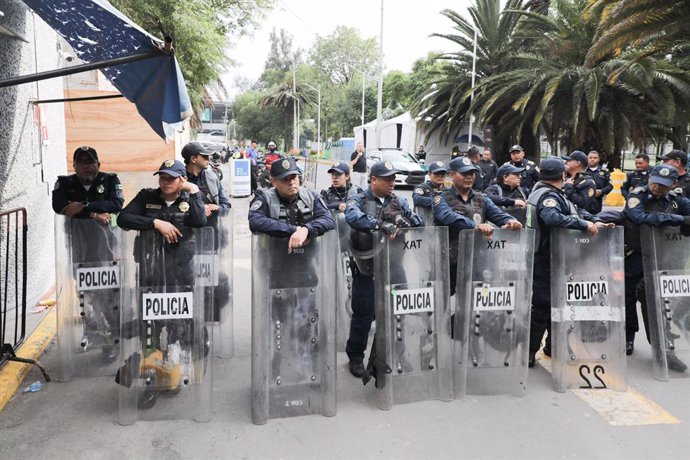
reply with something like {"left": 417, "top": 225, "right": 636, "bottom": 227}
{"left": 303, "top": 82, "right": 321, "bottom": 158}
{"left": 467, "top": 26, "right": 478, "bottom": 149}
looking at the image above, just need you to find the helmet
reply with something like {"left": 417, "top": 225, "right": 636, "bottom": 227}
{"left": 268, "top": 141, "right": 276, "bottom": 149}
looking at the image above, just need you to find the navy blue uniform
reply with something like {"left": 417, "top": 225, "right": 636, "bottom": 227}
{"left": 344, "top": 189, "right": 422, "bottom": 362}
{"left": 320, "top": 183, "right": 363, "bottom": 211}
{"left": 503, "top": 159, "right": 539, "bottom": 193}
{"left": 621, "top": 169, "right": 650, "bottom": 199}
{"left": 526, "top": 181, "right": 600, "bottom": 357}
{"left": 674, "top": 173, "right": 690, "bottom": 197}
{"left": 52, "top": 172, "right": 124, "bottom": 218}
{"left": 412, "top": 180, "right": 444, "bottom": 209}
{"left": 584, "top": 166, "right": 612, "bottom": 214}
{"left": 433, "top": 187, "right": 516, "bottom": 294}
{"left": 563, "top": 173, "right": 598, "bottom": 214}
{"left": 478, "top": 159, "right": 499, "bottom": 189}
{"left": 248, "top": 188, "right": 334, "bottom": 238}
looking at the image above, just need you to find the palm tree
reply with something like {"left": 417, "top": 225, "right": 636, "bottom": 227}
{"left": 469, "top": 0, "right": 690, "bottom": 165}
{"left": 410, "top": 0, "right": 530, "bottom": 160}
{"left": 258, "top": 79, "right": 317, "bottom": 148}
{"left": 586, "top": 0, "right": 690, "bottom": 66}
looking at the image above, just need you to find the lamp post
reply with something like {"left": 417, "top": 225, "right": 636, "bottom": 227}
{"left": 467, "top": 27, "right": 478, "bottom": 149}
{"left": 303, "top": 82, "right": 321, "bottom": 158}
{"left": 375, "top": 0, "right": 384, "bottom": 150}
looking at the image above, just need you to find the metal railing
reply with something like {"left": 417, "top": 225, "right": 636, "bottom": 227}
{"left": 0, "top": 208, "right": 50, "bottom": 380}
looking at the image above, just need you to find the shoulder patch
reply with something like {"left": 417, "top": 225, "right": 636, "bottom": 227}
{"left": 414, "top": 187, "right": 424, "bottom": 195}
{"left": 115, "top": 184, "right": 123, "bottom": 190}
{"left": 599, "top": 171, "right": 605, "bottom": 176}
{"left": 250, "top": 200, "right": 263, "bottom": 211}
{"left": 627, "top": 197, "right": 640, "bottom": 208}
{"left": 178, "top": 202, "right": 190, "bottom": 213}
{"left": 542, "top": 198, "right": 557, "bottom": 208}
{"left": 96, "top": 184, "right": 105, "bottom": 194}
{"left": 587, "top": 188, "right": 594, "bottom": 197}
{"left": 346, "top": 198, "right": 357, "bottom": 207}
{"left": 433, "top": 195, "right": 442, "bottom": 206}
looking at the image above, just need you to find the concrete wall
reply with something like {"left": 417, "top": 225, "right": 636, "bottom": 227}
{"left": 0, "top": 2, "right": 67, "bottom": 312}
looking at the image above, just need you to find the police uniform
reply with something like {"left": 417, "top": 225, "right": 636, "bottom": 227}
{"left": 563, "top": 172, "right": 598, "bottom": 213}
{"left": 674, "top": 173, "right": 690, "bottom": 197}
{"left": 52, "top": 173, "right": 124, "bottom": 220}
{"left": 526, "top": 157, "right": 600, "bottom": 366}
{"left": 344, "top": 161, "right": 423, "bottom": 369}
{"left": 412, "top": 162, "right": 448, "bottom": 224}
{"left": 623, "top": 165, "right": 690, "bottom": 354}
{"left": 621, "top": 168, "right": 650, "bottom": 199}
{"left": 433, "top": 158, "right": 517, "bottom": 295}
{"left": 320, "top": 161, "right": 363, "bottom": 210}
{"left": 660, "top": 150, "right": 690, "bottom": 197}
{"left": 503, "top": 158, "right": 539, "bottom": 193}
{"left": 584, "top": 166, "right": 613, "bottom": 214}
{"left": 478, "top": 158, "right": 499, "bottom": 189}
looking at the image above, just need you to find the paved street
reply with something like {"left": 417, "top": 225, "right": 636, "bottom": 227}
{"left": 2, "top": 162, "right": 689, "bottom": 459}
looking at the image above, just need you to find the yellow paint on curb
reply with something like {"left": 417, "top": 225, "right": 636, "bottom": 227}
{"left": 0, "top": 309, "right": 56, "bottom": 412}
{"left": 536, "top": 352, "right": 679, "bottom": 426}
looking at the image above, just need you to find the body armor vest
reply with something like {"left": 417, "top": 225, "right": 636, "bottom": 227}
{"left": 264, "top": 187, "right": 315, "bottom": 226}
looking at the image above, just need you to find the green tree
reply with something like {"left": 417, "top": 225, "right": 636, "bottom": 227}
{"left": 112, "top": 0, "right": 274, "bottom": 114}
{"left": 258, "top": 28, "right": 301, "bottom": 89}
{"left": 309, "top": 26, "right": 379, "bottom": 85}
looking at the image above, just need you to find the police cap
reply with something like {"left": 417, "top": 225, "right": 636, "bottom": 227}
{"left": 449, "top": 156, "right": 479, "bottom": 174}
{"left": 649, "top": 164, "right": 679, "bottom": 187}
{"left": 327, "top": 161, "right": 350, "bottom": 175}
{"left": 659, "top": 149, "right": 688, "bottom": 167}
{"left": 181, "top": 141, "right": 213, "bottom": 160}
{"left": 496, "top": 163, "right": 524, "bottom": 179}
{"left": 369, "top": 161, "right": 398, "bottom": 177}
{"left": 561, "top": 150, "right": 588, "bottom": 167}
{"left": 73, "top": 146, "right": 98, "bottom": 162}
{"left": 428, "top": 161, "right": 448, "bottom": 174}
{"left": 154, "top": 159, "right": 187, "bottom": 178}
{"left": 539, "top": 156, "right": 566, "bottom": 180}
{"left": 271, "top": 157, "right": 302, "bottom": 179}
{"left": 509, "top": 144, "right": 524, "bottom": 153}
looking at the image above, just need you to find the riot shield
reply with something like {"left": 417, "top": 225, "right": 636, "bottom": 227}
{"left": 413, "top": 205, "right": 434, "bottom": 228}
{"left": 117, "top": 226, "right": 213, "bottom": 425}
{"left": 550, "top": 226, "right": 626, "bottom": 392}
{"left": 641, "top": 225, "right": 690, "bottom": 381}
{"left": 372, "top": 226, "right": 453, "bottom": 410}
{"left": 195, "top": 210, "right": 234, "bottom": 358}
{"left": 55, "top": 215, "right": 122, "bottom": 381}
{"left": 454, "top": 228, "right": 535, "bottom": 396}
{"left": 251, "top": 231, "right": 337, "bottom": 425}
{"left": 333, "top": 211, "right": 353, "bottom": 352}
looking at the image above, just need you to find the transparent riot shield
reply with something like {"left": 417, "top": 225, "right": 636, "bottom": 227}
{"left": 251, "top": 231, "right": 337, "bottom": 425}
{"left": 413, "top": 205, "right": 434, "bottom": 228}
{"left": 117, "top": 226, "right": 213, "bottom": 425}
{"left": 55, "top": 215, "right": 122, "bottom": 381}
{"left": 454, "top": 228, "right": 535, "bottom": 396}
{"left": 550, "top": 226, "right": 626, "bottom": 392}
{"left": 333, "top": 211, "right": 353, "bottom": 352}
{"left": 372, "top": 226, "right": 453, "bottom": 410}
{"left": 195, "top": 210, "right": 234, "bottom": 358}
{"left": 641, "top": 225, "right": 690, "bottom": 381}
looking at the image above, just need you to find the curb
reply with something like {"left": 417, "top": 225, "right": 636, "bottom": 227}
{"left": 0, "top": 308, "right": 56, "bottom": 412}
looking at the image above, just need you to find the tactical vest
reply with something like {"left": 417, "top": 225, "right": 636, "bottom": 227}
{"left": 358, "top": 191, "right": 408, "bottom": 225}
{"left": 325, "top": 184, "right": 359, "bottom": 204}
{"left": 491, "top": 184, "right": 527, "bottom": 200}
{"left": 526, "top": 185, "right": 578, "bottom": 231}
{"left": 142, "top": 190, "right": 191, "bottom": 230}
{"left": 626, "top": 171, "right": 649, "bottom": 193}
{"left": 196, "top": 168, "right": 221, "bottom": 205}
{"left": 439, "top": 189, "right": 486, "bottom": 250}
{"left": 264, "top": 187, "right": 315, "bottom": 226}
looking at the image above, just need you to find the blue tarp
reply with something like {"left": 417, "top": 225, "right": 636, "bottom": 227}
{"left": 22, "top": 0, "right": 192, "bottom": 139}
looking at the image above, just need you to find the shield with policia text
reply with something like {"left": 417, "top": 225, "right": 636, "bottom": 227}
{"left": 550, "top": 227, "right": 626, "bottom": 392}
{"left": 454, "top": 228, "right": 535, "bottom": 396}
{"left": 251, "top": 231, "right": 337, "bottom": 425}
{"left": 641, "top": 225, "right": 690, "bottom": 381}
{"left": 117, "top": 227, "right": 213, "bottom": 425}
{"left": 55, "top": 215, "right": 122, "bottom": 381}
{"left": 372, "top": 226, "right": 453, "bottom": 410}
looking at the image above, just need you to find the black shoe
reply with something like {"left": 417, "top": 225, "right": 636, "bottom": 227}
{"left": 667, "top": 353, "right": 688, "bottom": 373}
{"left": 528, "top": 354, "right": 536, "bottom": 368}
{"left": 625, "top": 341, "right": 634, "bottom": 356}
{"left": 349, "top": 360, "right": 365, "bottom": 378}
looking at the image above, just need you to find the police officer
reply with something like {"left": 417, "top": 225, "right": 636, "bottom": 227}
{"left": 584, "top": 150, "right": 612, "bottom": 214}
{"left": 526, "top": 157, "right": 607, "bottom": 367}
{"left": 624, "top": 164, "right": 690, "bottom": 369}
{"left": 416, "top": 144, "right": 427, "bottom": 163}
{"left": 466, "top": 147, "right": 485, "bottom": 191}
{"left": 502, "top": 144, "right": 539, "bottom": 193}
{"left": 320, "top": 161, "right": 363, "bottom": 212}
{"left": 451, "top": 145, "right": 462, "bottom": 160}
{"left": 344, "top": 161, "right": 423, "bottom": 377}
{"left": 52, "top": 146, "right": 124, "bottom": 225}
{"left": 412, "top": 161, "right": 448, "bottom": 216}
{"left": 183, "top": 142, "right": 231, "bottom": 224}
{"left": 660, "top": 149, "right": 690, "bottom": 197}
{"left": 621, "top": 153, "right": 651, "bottom": 199}
{"left": 484, "top": 163, "right": 529, "bottom": 224}
{"left": 479, "top": 148, "right": 499, "bottom": 190}
{"left": 53, "top": 145, "right": 124, "bottom": 360}
{"left": 561, "top": 150, "right": 598, "bottom": 214}
{"left": 248, "top": 157, "right": 334, "bottom": 252}
{"left": 433, "top": 157, "right": 523, "bottom": 295}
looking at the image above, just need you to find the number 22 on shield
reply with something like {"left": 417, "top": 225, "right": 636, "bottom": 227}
{"left": 579, "top": 364, "right": 607, "bottom": 389}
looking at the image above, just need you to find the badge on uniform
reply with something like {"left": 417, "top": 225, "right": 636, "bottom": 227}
{"left": 543, "top": 198, "right": 557, "bottom": 208}
{"left": 414, "top": 188, "right": 424, "bottom": 195}
{"left": 526, "top": 165, "right": 531, "bottom": 170}
{"left": 435, "top": 161, "right": 443, "bottom": 167}
{"left": 179, "top": 202, "right": 190, "bottom": 213}
{"left": 627, "top": 197, "right": 640, "bottom": 208}
{"left": 164, "top": 159, "right": 175, "bottom": 168}
{"left": 675, "top": 187, "right": 683, "bottom": 195}
{"left": 587, "top": 188, "right": 594, "bottom": 197}
{"left": 146, "top": 204, "right": 162, "bottom": 209}
{"left": 97, "top": 184, "right": 105, "bottom": 194}
{"left": 281, "top": 159, "right": 290, "bottom": 169}
{"left": 473, "top": 213, "right": 482, "bottom": 223}
{"left": 599, "top": 171, "right": 605, "bottom": 176}
{"left": 462, "top": 158, "right": 471, "bottom": 165}
{"left": 334, "top": 161, "right": 341, "bottom": 167}
{"left": 433, "top": 195, "right": 442, "bottom": 205}
{"left": 660, "top": 168, "right": 670, "bottom": 177}
{"left": 384, "top": 161, "right": 394, "bottom": 170}
{"left": 250, "top": 200, "right": 263, "bottom": 211}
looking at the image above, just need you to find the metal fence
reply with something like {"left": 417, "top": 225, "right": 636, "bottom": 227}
{"left": 0, "top": 208, "right": 49, "bottom": 380}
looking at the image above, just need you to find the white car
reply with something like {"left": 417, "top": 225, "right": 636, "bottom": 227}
{"left": 366, "top": 149, "right": 427, "bottom": 186}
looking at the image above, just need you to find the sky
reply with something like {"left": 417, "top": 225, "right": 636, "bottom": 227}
{"left": 222, "top": 0, "right": 474, "bottom": 97}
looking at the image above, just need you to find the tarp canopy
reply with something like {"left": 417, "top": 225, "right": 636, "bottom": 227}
{"left": 22, "top": 0, "right": 192, "bottom": 139}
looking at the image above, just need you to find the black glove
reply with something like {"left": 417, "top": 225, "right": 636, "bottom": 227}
{"left": 395, "top": 215, "right": 411, "bottom": 229}
{"left": 381, "top": 222, "right": 397, "bottom": 235}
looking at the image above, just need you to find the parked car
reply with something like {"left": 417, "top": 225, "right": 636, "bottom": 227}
{"left": 366, "top": 149, "right": 427, "bottom": 186}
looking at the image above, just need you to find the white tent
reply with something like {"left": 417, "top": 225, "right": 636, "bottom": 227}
{"left": 353, "top": 112, "right": 418, "bottom": 153}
